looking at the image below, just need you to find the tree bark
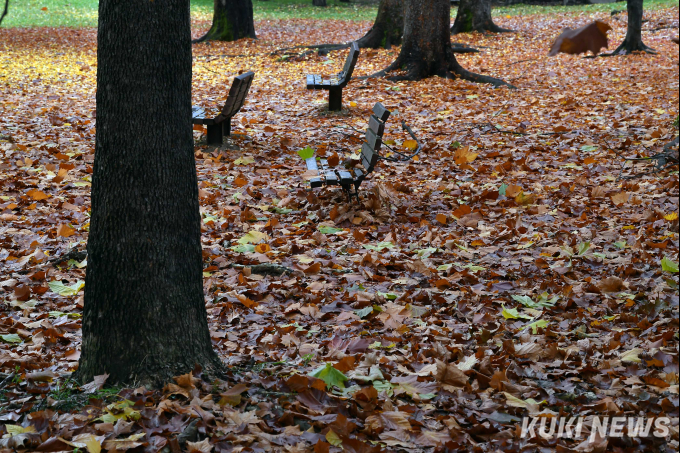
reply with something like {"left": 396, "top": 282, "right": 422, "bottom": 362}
{"left": 0, "top": 0, "right": 8, "bottom": 28}
{"left": 75, "top": 0, "right": 222, "bottom": 388}
{"left": 357, "top": 0, "right": 405, "bottom": 49}
{"left": 195, "top": 0, "right": 256, "bottom": 43}
{"left": 611, "top": 0, "right": 654, "bottom": 54}
{"left": 378, "top": 0, "right": 512, "bottom": 87}
{"left": 451, "top": 0, "right": 512, "bottom": 34}
{"left": 313, "top": 0, "right": 327, "bottom": 6}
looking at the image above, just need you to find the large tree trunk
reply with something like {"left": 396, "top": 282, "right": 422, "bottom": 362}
{"left": 451, "top": 0, "right": 512, "bottom": 34}
{"left": 195, "top": 0, "right": 256, "bottom": 43}
{"left": 76, "top": 0, "right": 222, "bottom": 387}
{"left": 357, "top": 0, "right": 405, "bottom": 49}
{"left": 313, "top": 0, "right": 327, "bottom": 6}
{"left": 611, "top": 0, "right": 654, "bottom": 54}
{"left": 379, "top": 0, "right": 511, "bottom": 87}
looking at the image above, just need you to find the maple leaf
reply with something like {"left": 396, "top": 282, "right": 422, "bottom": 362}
{"left": 309, "top": 362, "right": 348, "bottom": 389}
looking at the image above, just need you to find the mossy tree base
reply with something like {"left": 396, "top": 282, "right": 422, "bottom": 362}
{"left": 451, "top": 0, "right": 513, "bottom": 34}
{"left": 194, "top": 0, "right": 256, "bottom": 43}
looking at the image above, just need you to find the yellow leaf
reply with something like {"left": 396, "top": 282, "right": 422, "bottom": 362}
{"left": 664, "top": 212, "right": 678, "bottom": 221}
{"left": 403, "top": 140, "right": 418, "bottom": 151}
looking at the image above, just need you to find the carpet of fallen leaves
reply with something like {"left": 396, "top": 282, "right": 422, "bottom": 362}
{"left": 1, "top": 7, "right": 679, "bottom": 453}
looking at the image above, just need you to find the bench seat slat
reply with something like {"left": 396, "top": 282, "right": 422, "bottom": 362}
{"left": 365, "top": 128, "right": 382, "bottom": 151}
{"left": 310, "top": 177, "right": 323, "bottom": 188}
{"left": 373, "top": 102, "right": 390, "bottom": 122}
{"left": 324, "top": 170, "right": 339, "bottom": 185}
{"left": 306, "top": 74, "right": 315, "bottom": 89}
{"left": 361, "top": 143, "right": 378, "bottom": 172}
{"left": 305, "top": 157, "right": 319, "bottom": 171}
{"left": 367, "top": 115, "right": 386, "bottom": 137}
{"left": 337, "top": 170, "right": 354, "bottom": 185}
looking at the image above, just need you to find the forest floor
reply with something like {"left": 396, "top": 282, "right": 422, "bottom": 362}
{"left": 1, "top": 6, "right": 679, "bottom": 453}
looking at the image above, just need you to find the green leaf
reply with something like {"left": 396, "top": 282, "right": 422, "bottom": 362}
{"left": 309, "top": 363, "right": 348, "bottom": 389}
{"left": 49, "top": 311, "right": 81, "bottom": 319}
{"left": 499, "top": 183, "right": 508, "bottom": 197}
{"left": 318, "top": 225, "right": 344, "bottom": 235}
{"left": 614, "top": 241, "right": 627, "bottom": 249}
{"left": 231, "top": 244, "right": 255, "bottom": 253}
{"left": 661, "top": 256, "right": 679, "bottom": 273}
{"left": 234, "top": 156, "right": 254, "bottom": 165}
{"left": 376, "top": 291, "right": 398, "bottom": 300}
{"left": 372, "top": 380, "right": 393, "bottom": 396}
{"left": 49, "top": 280, "right": 84, "bottom": 296}
{"left": 511, "top": 294, "right": 556, "bottom": 309}
{"left": 354, "top": 306, "right": 373, "bottom": 318}
{"left": 1, "top": 334, "right": 22, "bottom": 344}
{"left": 437, "top": 263, "right": 453, "bottom": 271}
{"left": 526, "top": 319, "right": 548, "bottom": 334}
{"left": 416, "top": 247, "right": 437, "bottom": 258}
{"left": 364, "top": 241, "right": 395, "bottom": 252}
{"left": 297, "top": 146, "right": 315, "bottom": 160}
{"left": 580, "top": 145, "right": 599, "bottom": 152}
{"left": 575, "top": 241, "right": 591, "bottom": 256}
{"left": 237, "top": 230, "right": 268, "bottom": 245}
{"left": 502, "top": 306, "right": 533, "bottom": 320}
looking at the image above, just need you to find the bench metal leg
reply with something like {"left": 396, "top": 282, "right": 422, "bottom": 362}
{"left": 206, "top": 124, "right": 223, "bottom": 146}
{"left": 328, "top": 89, "right": 342, "bottom": 111}
{"left": 223, "top": 117, "right": 232, "bottom": 137}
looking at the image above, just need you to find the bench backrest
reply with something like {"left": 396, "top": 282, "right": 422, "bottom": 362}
{"left": 338, "top": 42, "right": 360, "bottom": 87}
{"left": 220, "top": 71, "right": 255, "bottom": 119}
{"left": 360, "top": 102, "right": 390, "bottom": 174}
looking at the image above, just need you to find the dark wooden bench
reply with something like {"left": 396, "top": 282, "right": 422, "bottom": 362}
{"left": 192, "top": 71, "right": 255, "bottom": 146}
{"left": 305, "top": 42, "right": 360, "bottom": 111}
{"left": 303, "top": 103, "right": 393, "bottom": 201}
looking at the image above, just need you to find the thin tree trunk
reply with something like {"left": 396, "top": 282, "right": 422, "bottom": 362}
{"left": 76, "top": 0, "right": 222, "bottom": 387}
{"left": 611, "top": 0, "right": 655, "bottom": 54}
{"left": 451, "top": 0, "right": 513, "bottom": 34}
{"left": 377, "top": 0, "right": 512, "bottom": 87}
{"left": 195, "top": 0, "right": 256, "bottom": 43}
{"left": 357, "top": 0, "right": 405, "bottom": 49}
{"left": 0, "top": 0, "right": 8, "bottom": 27}
{"left": 313, "top": 0, "right": 327, "bottom": 6}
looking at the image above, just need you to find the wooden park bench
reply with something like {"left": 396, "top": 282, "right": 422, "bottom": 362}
{"left": 305, "top": 42, "right": 360, "bottom": 112}
{"left": 192, "top": 71, "right": 255, "bottom": 146}
{"left": 303, "top": 102, "right": 421, "bottom": 202}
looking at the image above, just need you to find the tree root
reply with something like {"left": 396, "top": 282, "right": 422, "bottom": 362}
{"left": 271, "top": 42, "right": 479, "bottom": 60}
{"left": 606, "top": 40, "right": 657, "bottom": 56}
{"left": 360, "top": 54, "right": 514, "bottom": 88}
{"left": 449, "top": 59, "right": 516, "bottom": 88}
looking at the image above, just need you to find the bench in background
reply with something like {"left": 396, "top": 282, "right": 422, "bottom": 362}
{"left": 305, "top": 42, "right": 359, "bottom": 112}
{"left": 192, "top": 71, "right": 255, "bottom": 146}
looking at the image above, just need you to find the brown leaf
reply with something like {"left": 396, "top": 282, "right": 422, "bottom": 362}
{"left": 435, "top": 360, "right": 468, "bottom": 387}
{"left": 597, "top": 276, "right": 626, "bottom": 293}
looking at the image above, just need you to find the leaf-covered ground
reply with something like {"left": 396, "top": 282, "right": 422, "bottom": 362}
{"left": 0, "top": 7, "right": 679, "bottom": 453}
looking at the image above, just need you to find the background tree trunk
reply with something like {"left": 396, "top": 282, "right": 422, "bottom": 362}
{"left": 612, "top": 0, "right": 654, "bottom": 54}
{"left": 380, "top": 0, "right": 511, "bottom": 87}
{"left": 357, "top": 0, "right": 405, "bottom": 49}
{"left": 313, "top": 0, "right": 327, "bottom": 6}
{"left": 451, "top": 0, "right": 512, "bottom": 34}
{"left": 195, "top": 0, "right": 256, "bottom": 43}
{"left": 76, "top": 0, "right": 222, "bottom": 387}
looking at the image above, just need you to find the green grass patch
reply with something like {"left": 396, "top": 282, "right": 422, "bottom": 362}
{"left": 492, "top": 0, "right": 678, "bottom": 16}
{"left": 33, "top": 378, "right": 122, "bottom": 413}
{"left": 1, "top": 0, "right": 678, "bottom": 28}
{"left": 2, "top": 0, "right": 377, "bottom": 28}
